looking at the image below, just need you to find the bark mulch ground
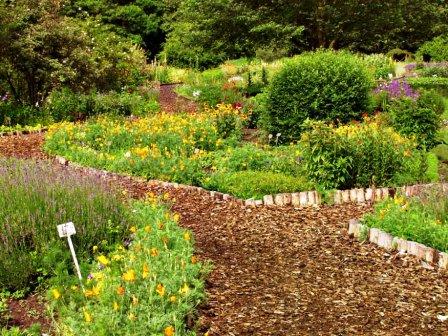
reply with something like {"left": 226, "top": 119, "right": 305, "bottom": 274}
{"left": 2, "top": 134, "right": 448, "bottom": 335}
{"left": 159, "top": 84, "right": 197, "bottom": 114}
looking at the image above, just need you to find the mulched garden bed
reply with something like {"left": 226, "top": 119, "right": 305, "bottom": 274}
{"left": 2, "top": 133, "right": 448, "bottom": 335}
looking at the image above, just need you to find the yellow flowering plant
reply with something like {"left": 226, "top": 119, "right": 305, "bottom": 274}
{"left": 50, "top": 200, "right": 208, "bottom": 335}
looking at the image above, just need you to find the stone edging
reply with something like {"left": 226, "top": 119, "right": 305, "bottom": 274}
{"left": 55, "top": 155, "right": 446, "bottom": 208}
{"left": 0, "top": 127, "right": 48, "bottom": 137}
{"left": 348, "top": 219, "right": 448, "bottom": 270}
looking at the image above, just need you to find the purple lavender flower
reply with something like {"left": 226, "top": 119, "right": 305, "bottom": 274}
{"left": 87, "top": 273, "right": 94, "bottom": 280}
{"left": 405, "top": 63, "right": 416, "bottom": 72}
{"left": 374, "top": 79, "right": 419, "bottom": 100}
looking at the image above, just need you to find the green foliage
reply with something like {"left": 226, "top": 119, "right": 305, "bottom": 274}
{"left": 0, "top": 0, "right": 147, "bottom": 106}
{"left": 418, "top": 64, "right": 448, "bottom": 78}
{"left": 407, "top": 77, "right": 448, "bottom": 94}
{"left": 300, "top": 118, "right": 422, "bottom": 189}
{"left": 203, "top": 171, "right": 310, "bottom": 199}
{"left": 51, "top": 200, "right": 206, "bottom": 336}
{"left": 45, "top": 88, "right": 160, "bottom": 122}
{"left": 363, "top": 190, "right": 448, "bottom": 252}
{"left": 0, "top": 103, "right": 49, "bottom": 127}
{"left": 386, "top": 91, "right": 442, "bottom": 148}
{"left": 425, "top": 152, "right": 440, "bottom": 182}
{"left": 361, "top": 54, "right": 395, "bottom": 79}
{"left": 243, "top": 92, "right": 268, "bottom": 128}
{"left": 417, "top": 35, "right": 448, "bottom": 62}
{"left": 0, "top": 158, "right": 131, "bottom": 292}
{"left": 264, "top": 50, "right": 374, "bottom": 142}
{"left": 432, "top": 144, "right": 448, "bottom": 162}
{"left": 386, "top": 48, "right": 414, "bottom": 62}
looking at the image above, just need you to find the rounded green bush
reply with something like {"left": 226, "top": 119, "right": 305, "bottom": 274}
{"left": 417, "top": 35, "right": 448, "bottom": 62}
{"left": 264, "top": 50, "right": 374, "bottom": 142}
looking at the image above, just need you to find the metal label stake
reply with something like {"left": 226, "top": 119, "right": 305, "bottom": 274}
{"left": 57, "top": 222, "right": 83, "bottom": 284}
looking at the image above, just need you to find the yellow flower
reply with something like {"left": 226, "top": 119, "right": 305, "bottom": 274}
{"left": 117, "top": 286, "right": 125, "bottom": 296}
{"left": 130, "top": 226, "right": 137, "bottom": 233}
{"left": 156, "top": 283, "right": 165, "bottom": 297}
{"left": 97, "top": 255, "right": 110, "bottom": 266}
{"left": 113, "top": 301, "right": 119, "bottom": 311}
{"left": 132, "top": 295, "right": 139, "bottom": 306}
{"left": 144, "top": 225, "right": 152, "bottom": 233}
{"left": 84, "top": 309, "right": 92, "bottom": 323}
{"left": 179, "top": 283, "right": 190, "bottom": 295}
{"left": 173, "top": 213, "right": 180, "bottom": 222}
{"left": 169, "top": 295, "right": 177, "bottom": 303}
{"left": 183, "top": 232, "right": 191, "bottom": 241}
{"left": 71, "top": 285, "right": 79, "bottom": 291}
{"left": 128, "top": 313, "right": 136, "bottom": 321}
{"left": 112, "top": 254, "right": 123, "bottom": 261}
{"left": 164, "top": 326, "right": 175, "bottom": 336}
{"left": 150, "top": 248, "right": 159, "bottom": 257}
{"left": 84, "top": 284, "right": 101, "bottom": 298}
{"left": 122, "top": 269, "right": 136, "bottom": 282}
{"left": 52, "top": 289, "right": 61, "bottom": 300}
{"left": 92, "top": 245, "right": 98, "bottom": 253}
{"left": 142, "top": 263, "right": 150, "bottom": 279}
{"left": 191, "top": 256, "right": 198, "bottom": 264}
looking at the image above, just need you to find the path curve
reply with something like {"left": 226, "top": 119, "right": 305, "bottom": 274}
{"left": 159, "top": 84, "right": 197, "bottom": 114}
{"left": 1, "top": 134, "right": 448, "bottom": 335}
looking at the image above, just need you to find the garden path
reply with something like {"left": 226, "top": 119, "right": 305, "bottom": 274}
{"left": 1, "top": 134, "right": 448, "bottom": 335}
{"left": 159, "top": 84, "right": 197, "bottom": 114}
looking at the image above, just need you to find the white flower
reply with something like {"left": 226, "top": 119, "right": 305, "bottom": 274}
{"left": 192, "top": 90, "right": 201, "bottom": 98}
{"left": 228, "top": 76, "right": 244, "bottom": 83}
{"left": 268, "top": 134, "right": 273, "bottom": 139}
{"left": 388, "top": 73, "right": 393, "bottom": 79}
{"left": 276, "top": 133, "right": 281, "bottom": 137}
{"left": 124, "top": 151, "right": 131, "bottom": 158}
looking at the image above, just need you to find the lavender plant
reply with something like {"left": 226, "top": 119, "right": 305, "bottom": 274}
{"left": 0, "top": 158, "right": 131, "bottom": 291}
{"left": 374, "top": 79, "right": 420, "bottom": 100}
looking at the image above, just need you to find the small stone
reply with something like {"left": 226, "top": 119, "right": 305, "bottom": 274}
{"left": 348, "top": 219, "right": 364, "bottom": 238}
{"left": 283, "top": 193, "right": 292, "bottom": 205}
{"left": 255, "top": 200, "right": 263, "bottom": 206}
{"left": 222, "top": 194, "right": 232, "bottom": 201}
{"left": 263, "top": 195, "right": 274, "bottom": 206}
{"left": 369, "top": 228, "right": 380, "bottom": 244}
{"left": 350, "top": 189, "right": 358, "bottom": 202}
{"left": 210, "top": 191, "right": 216, "bottom": 197}
{"left": 365, "top": 188, "right": 373, "bottom": 202}
{"left": 307, "top": 191, "right": 316, "bottom": 205}
{"left": 392, "top": 237, "right": 408, "bottom": 252}
{"left": 56, "top": 156, "right": 68, "bottom": 166}
{"left": 425, "top": 248, "right": 439, "bottom": 264}
{"left": 334, "top": 190, "right": 342, "bottom": 205}
{"left": 377, "top": 230, "right": 393, "bottom": 250}
{"left": 245, "top": 199, "right": 256, "bottom": 206}
{"left": 299, "top": 192, "right": 308, "bottom": 206}
{"left": 291, "top": 193, "right": 300, "bottom": 206}
{"left": 214, "top": 192, "right": 224, "bottom": 200}
{"left": 375, "top": 188, "right": 382, "bottom": 202}
{"left": 438, "top": 252, "right": 448, "bottom": 269}
{"left": 381, "top": 188, "right": 390, "bottom": 199}
{"left": 274, "top": 194, "right": 285, "bottom": 206}
{"left": 357, "top": 189, "right": 366, "bottom": 203}
{"left": 407, "top": 241, "right": 427, "bottom": 260}
{"left": 341, "top": 190, "right": 350, "bottom": 203}
{"left": 405, "top": 186, "right": 413, "bottom": 197}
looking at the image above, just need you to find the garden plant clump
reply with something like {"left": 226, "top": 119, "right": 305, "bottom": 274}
{"left": 363, "top": 187, "right": 448, "bottom": 252}
{"left": 50, "top": 198, "right": 206, "bottom": 336}
{"left": 0, "top": 158, "right": 131, "bottom": 291}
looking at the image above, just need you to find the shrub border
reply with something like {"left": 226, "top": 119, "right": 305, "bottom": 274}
{"left": 0, "top": 127, "right": 48, "bottom": 137}
{"left": 348, "top": 218, "right": 448, "bottom": 270}
{"left": 54, "top": 155, "right": 443, "bottom": 208}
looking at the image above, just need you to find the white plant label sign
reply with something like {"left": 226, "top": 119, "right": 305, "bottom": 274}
{"left": 57, "top": 222, "right": 83, "bottom": 282}
{"left": 57, "top": 222, "right": 76, "bottom": 237}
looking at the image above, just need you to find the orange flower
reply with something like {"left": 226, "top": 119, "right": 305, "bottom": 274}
{"left": 117, "top": 286, "right": 125, "bottom": 296}
{"left": 142, "top": 263, "right": 150, "bottom": 279}
{"left": 150, "top": 248, "right": 159, "bottom": 257}
{"left": 156, "top": 283, "right": 165, "bottom": 296}
{"left": 164, "top": 326, "right": 175, "bottom": 336}
{"left": 191, "top": 256, "right": 198, "bottom": 264}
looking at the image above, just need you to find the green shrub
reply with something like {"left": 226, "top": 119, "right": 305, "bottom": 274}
{"left": 432, "top": 144, "right": 448, "bottom": 162}
{"left": 203, "top": 170, "right": 310, "bottom": 199}
{"left": 300, "top": 118, "right": 422, "bottom": 189}
{"left": 45, "top": 89, "right": 159, "bottom": 122}
{"left": 386, "top": 91, "right": 442, "bottom": 148}
{"left": 0, "top": 102, "right": 48, "bottom": 127}
{"left": 51, "top": 200, "right": 206, "bottom": 336}
{"left": 361, "top": 54, "right": 395, "bottom": 79}
{"left": 363, "top": 190, "right": 448, "bottom": 252}
{"left": 418, "top": 63, "right": 448, "bottom": 78}
{"left": 264, "top": 50, "right": 374, "bottom": 142}
{"left": 417, "top": 35, "right": 448, "bottom": 62}
{"left": 425, "top": 152, "right": 439, "bottom": 182}
{"left": 244, "top": 92, "right": 268, "bottom": 128}
{"left": 407, "top": 77, "right": 448, "bottom": 94}
{"left": 0, "top": 158, "right": 131, "bottom": 291}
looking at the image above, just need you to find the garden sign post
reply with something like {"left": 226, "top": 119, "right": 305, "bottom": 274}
{"left": 57, "top": 222, "right": 83, "bottom": 283}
